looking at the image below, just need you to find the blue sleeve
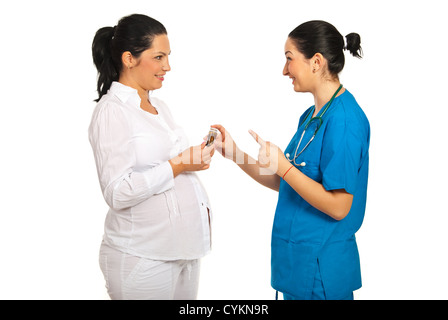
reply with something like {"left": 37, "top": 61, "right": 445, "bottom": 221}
{"left": 320, "top": 107, "right": 366, "bottom": 195}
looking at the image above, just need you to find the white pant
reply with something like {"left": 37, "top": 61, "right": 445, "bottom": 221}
{"left": 99, "top": 242, "right": 200, "bottom": 300}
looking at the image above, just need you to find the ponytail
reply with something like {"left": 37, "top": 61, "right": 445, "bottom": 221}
{"left": 344, "top": 33, "right": 363, "bottom": 59}
{"left": 91, "top": 14, "right": 167, "bottom": 102}
{"left": 92, "top": 26, "right": 119, "bottom": 102}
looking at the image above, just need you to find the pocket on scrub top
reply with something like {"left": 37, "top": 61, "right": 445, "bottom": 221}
{"left": 299, "top": 162, "right": 321, "bottom": 181}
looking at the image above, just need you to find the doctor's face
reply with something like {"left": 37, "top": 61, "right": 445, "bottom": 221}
{"left": 283, "top": 37, "right": 313, "bottom": 92}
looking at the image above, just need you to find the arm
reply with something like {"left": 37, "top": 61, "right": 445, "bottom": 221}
{"left": 212, "top": 125, "right": 280, "bottom": 191}
{"left": 249, "top": 130, "right": 353, "bottom": 221}
{"left": 234, "top": 148, "right": 281, "bottom": 191}
{"left": 89, "top": 105, "right": 175, "bottom": 210}
{"left": 282, "top": 165, "right": 353, "bottom": 220}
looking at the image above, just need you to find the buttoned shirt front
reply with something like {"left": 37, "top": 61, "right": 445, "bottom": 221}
{"left": 88, "top": 82, "right": 212, "bottom": 260}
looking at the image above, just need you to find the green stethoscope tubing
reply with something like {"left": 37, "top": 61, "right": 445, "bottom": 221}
{"left": 286, "top": 84, "right": 343, "bottom": 166}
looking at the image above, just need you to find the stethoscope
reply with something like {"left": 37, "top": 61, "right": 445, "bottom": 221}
{"left": 286, "top": 84, "right": 343, "bottom": 167}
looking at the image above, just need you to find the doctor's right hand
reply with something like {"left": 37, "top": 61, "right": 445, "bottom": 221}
{"left": 211, "top": 124, "right": 240, "bottom": 162}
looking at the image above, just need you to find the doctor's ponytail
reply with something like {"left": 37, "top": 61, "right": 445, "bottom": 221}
{"left": 91, "top": 14, "right": 167, "bottom": 102}
{"left": 344, "top": 33, "right": 362, "bottom": 59}
{"left": 288, "top": 20, "right": 362, "bottom": 79}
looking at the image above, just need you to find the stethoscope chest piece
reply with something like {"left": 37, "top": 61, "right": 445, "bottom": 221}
{"left": 285, "top": 153, "right": 306, "bottom": 167}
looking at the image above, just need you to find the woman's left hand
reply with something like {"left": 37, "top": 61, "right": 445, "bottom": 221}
{"left": 249, "top": 130, "right": 289, "bottom": 176}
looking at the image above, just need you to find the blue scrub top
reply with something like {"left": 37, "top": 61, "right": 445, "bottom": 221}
{"left": 271, "top": 89, "right": 370, "bottom": 299}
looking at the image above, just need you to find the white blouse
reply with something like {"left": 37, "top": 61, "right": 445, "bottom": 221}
{"left": 88, "top": 82, "right": 212, "bottom": 260}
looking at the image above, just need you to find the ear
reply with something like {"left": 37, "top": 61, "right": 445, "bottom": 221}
{"left": 121, "top": 51, "right": 134, "bottom": 69}
{"left": 311, "top": 53, "right": 326, "bottom": 73}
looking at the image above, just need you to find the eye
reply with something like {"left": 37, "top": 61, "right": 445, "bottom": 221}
{"left": 155, "top": 56, "right": 163, "bottom": 60}
{"left": 286, "top": 56, "right": 292, "bottom": 61}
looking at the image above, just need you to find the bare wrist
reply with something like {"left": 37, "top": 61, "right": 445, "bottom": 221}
{"left": 169, "top": 157, "right": 185, "bottom": 177}
{"left": 277, "top": 159, "right": 292, "bottom": 178}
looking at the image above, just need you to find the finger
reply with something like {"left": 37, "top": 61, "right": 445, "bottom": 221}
{"left": 204, "top": 144, "right": 214, "bottom": 152}
{"left": 249, "top": 129, "right": 265, "bottom": 146}
{"left": 211, "top": 124, "right": 224, "bottom": 133}
{"left": 266, "top": 141, "right": 271, "bottom": 157}
{"left": 212, "top": 124, "right": 226, "bottom": 140}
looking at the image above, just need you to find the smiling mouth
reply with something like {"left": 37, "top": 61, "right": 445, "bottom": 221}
{"left": 156, "top": 75, "right": 165, "bottom": 81}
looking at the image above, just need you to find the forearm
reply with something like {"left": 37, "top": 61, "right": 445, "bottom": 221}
{"left": 281, "top": 163, "right": 353, "bottom": 220}
{"left": 234, "top": 148, "right": 280, "bottom": 191}
{"left": 169, "top": 159, "right": 185, "bottom": 178}
{"left": 103, "top": 162, "right": 174, "bottom": 210}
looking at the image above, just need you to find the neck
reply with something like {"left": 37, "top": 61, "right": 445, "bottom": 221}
{"left": 119, "top": 75, "right": 156, "bottom": 114}
{"left": 312, "top": 81, "right": 343, "bottom": 115}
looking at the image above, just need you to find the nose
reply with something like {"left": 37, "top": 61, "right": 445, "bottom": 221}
{"left": 163, "top": 57, "right": 171, "bottom": 72}
{"left": 283, "top": 61, "right": 289, "bottom": 76}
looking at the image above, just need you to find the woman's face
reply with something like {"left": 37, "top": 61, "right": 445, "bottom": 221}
{"left": 283, "top": 37, "right": 313, "bottom": 92}
{"left": 131, "top": 34, "right": 171, "bottom": 91}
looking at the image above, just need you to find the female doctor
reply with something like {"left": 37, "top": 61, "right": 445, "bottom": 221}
{"left": 213, "top": 20, "right": 370, "bottom": 300}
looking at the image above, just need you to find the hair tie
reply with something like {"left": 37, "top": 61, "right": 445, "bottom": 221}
{"left": 343, "top": 36, "right": 347, "bottom": 50}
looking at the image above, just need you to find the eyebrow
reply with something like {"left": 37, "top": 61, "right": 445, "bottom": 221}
{"left": 285, "top": 51, "right": 293, "bottom": 55}
{"left": 154, "top": 51, "right": 171, "bottom": 56}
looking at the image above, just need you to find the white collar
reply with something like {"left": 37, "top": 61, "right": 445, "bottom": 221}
{"left": 109, "top": 81, "right": 142, "bottom": 108}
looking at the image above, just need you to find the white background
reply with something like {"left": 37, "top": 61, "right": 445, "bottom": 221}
{"left": 0, "top": 0, "right": 447, "bottom": 300}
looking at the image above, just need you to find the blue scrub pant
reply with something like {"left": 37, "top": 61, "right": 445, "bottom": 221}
{"left": 281, "top": 267, "right": 354, "bottom": 300}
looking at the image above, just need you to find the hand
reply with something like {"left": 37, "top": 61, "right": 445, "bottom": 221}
{"left": 249, "top": 130, "right": 288, "bottom": 175}
{"left": 211, "top": 124, "right": 240, "bottom": 162}
{"left": 170, "top": 142, "right": 215, "bottom": 173}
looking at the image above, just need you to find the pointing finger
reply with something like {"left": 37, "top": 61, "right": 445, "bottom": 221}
{"left": 249, "top": 130, "right": 266, "bottom": 146}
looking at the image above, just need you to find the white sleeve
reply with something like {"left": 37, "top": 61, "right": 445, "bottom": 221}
{"left": 89, "top": 102, "right": 174, "bottom": 210}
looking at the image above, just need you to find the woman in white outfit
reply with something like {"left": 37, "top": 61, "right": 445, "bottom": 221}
{"left": 89, "top": 14, "right": 214, "bottom": 300}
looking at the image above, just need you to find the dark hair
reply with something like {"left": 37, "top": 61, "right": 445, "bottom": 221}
{"left": 288, "top": 20, "right": 362, "bottom": 78}
{"left": 91, "top": 14, "right": 167, "bottom": 102}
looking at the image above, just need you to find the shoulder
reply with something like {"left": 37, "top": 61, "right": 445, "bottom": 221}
{"left": 324, "top": 90, "right": 370, "bottom": 144}
{"left": 330, "top": 90, "right": 369, "bottom": 127}
{"left": 89, "top": 93, "right": 130, "bottom": 132}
